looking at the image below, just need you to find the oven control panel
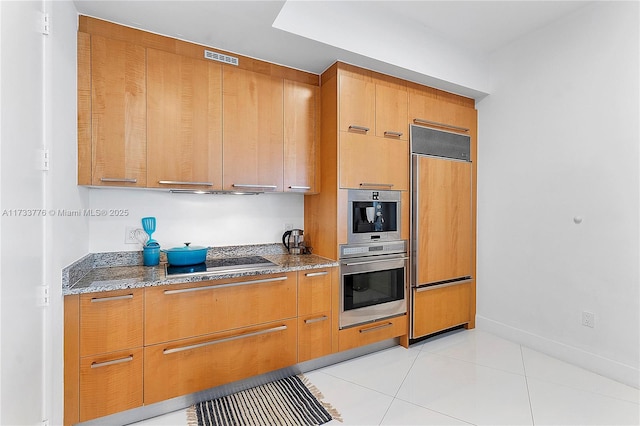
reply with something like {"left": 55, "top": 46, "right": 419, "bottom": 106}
{"left": 339, "top": 240, "right": 407, "bottom": 259}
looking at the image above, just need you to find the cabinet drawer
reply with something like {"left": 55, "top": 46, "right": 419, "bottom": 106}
{"left": 339, "top": 132, "right": 408, "bottom": 190}
{"left": 298, "top": 269, "right": 332, "bottom": 316}
{"left": 338, "top": 315, "right": 407, "bottom": 352}
{"left": 145, "top": 272, "right": 297, "bottom": 345}
{"left": 298, "top": 312, "right": 332, "bottom": 362}
{"left": 412, "top": 281, "right": 472, "bottom": 338}
{"left": 79, "top": 348, "right": 143, "bottom": 422}
{"left": 79, "top": 288, "right": 143, "bottom": 357}
{"left": 144, "top": 318, "right": 297, "bottom": 404}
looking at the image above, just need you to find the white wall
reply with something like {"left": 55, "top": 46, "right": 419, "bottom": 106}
{"left": 476, "top": 1, "right": 639, "bottom": 387}
{"left": 88, "top": 190, "right": 304, "bottom": 252}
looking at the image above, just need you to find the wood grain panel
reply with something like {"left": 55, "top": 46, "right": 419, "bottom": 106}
{"left": 79, "top": 288, "right": 143, "bottom": 357}
{"left": 144, "top": 273, "right": 296, "bottom": 345}
{"left": 339, "top": 132, "right": 408, "bottom": 190}
{"left": 375, "top": 84, "right": 408, "bottom": 140}
{"left": 415, "top": 156, "right": 472, "bottom": 284}
{"left": 339, "top": 74, "right": 375, "bottom": 133}
{"left": 412, "top": 282, "right": 472, "bottom": 338}
{"left": 146, "top": 48, "right": 222, "bottom": 189}
{"left": 338, "top": 315, "right": 407, "bottom": 352}
{"left": 64, "top": 296, "right": 80, "bottom": 426}
{"left": 144, "top": 319, "right": 297, "bottom": 404}
{"left": 79, "top": 348, "right": 143, "bottom": 422}
{"left": 298, "top": 269, "right": 332, "bottom": 316}
{"left": 77, "top": 32, "right": 92, "bottom": 185}
{"left": 409, "top": 91, "right": 474, "bottom": 131}
{"left": 91, "top": 35, "right": 146, "bottom": 186}
{"left": 284, "top": 80, "right": 318, "bottom": 193}
{"left": 222, "top": 67, "right": 284, "bottom": 191}
{"left": 298, "top": 313, "right": 332, "bottom": 362}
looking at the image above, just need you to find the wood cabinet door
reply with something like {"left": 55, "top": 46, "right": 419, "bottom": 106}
{"left": 339, "top": 132, "right": 409, "bottom": 190}
{"left": 145, "top": 273, "right": 297, "bottom": 345}
{"left": 284, "top": 80, "right": 319, "bottom": 193}
{"left": 144, "top": 319, "right": 297, "bottom": 404}
{"left": 409, "top": 92, "right": 474, "bottom": 132}
{"left": 90, "top": 35, "right": 146, "bottom": 186}
{"left": 79, "top": 288, "right": 143, "bottom": 357}
{"left": 146, "top": 49, "right": 223, "bottom": 190}
{"left": 414, "top": 156, "right": 472, "bottom": 284}
{"left": 79, "top": 348, "right": 143, "bottom": 422}
{"left": 339, "top": 74, "right": 375, "bottom": 134}
{"left": 298, "top": 313, "right": 332, "bottom": 362}
{"left": 412, "top": 281, "right": 472, "bottom": 338}
{"left": 298, "top": 269, "right": 332, "bottom": 316}
{"left": 223, "top": 67, "right": 283, "bottom": 192}
{"left": 375, "top": 84, "right": 408, "bottom": 140}
{"left": 338, "top": 315, "right": 407, "bottom": 352}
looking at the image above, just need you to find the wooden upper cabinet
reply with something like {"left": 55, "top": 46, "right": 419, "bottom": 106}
{"left": 222, "top": 67, "right": 284, "bottom": 192}
{"left": 409, "top": 91, "right": 474, "bottom": 132}
{"left": 146, "top": 49, "right": 222, "bottom": 190}
{"left": 339, "top": 74, "right": 375, "bottom": 134}
{"left": 284, "top": 80, "right": 319, "bottom": 193}
{"left": 376, "top": 84, "right": 408, "bottom": 140}
{"left": 90, "top": 35, "right": 146, "bottom": 186}
{"left": 414, "top": 155, "right": 472, "bottom": 284}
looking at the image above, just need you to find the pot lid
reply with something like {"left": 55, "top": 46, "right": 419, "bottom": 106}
{"left": 164, "top": 242, "right": 208, "bottom": 252}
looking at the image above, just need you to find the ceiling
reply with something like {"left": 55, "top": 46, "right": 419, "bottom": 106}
{"left": 73, "top": 1, "right": 592, "bottom": 97}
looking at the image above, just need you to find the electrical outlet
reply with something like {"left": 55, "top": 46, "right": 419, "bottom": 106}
{"left": 582, "top": 311, "right": 595, "bottom": 328}
{"left": 125, "top": 226, "right": 139, "bottom": 244}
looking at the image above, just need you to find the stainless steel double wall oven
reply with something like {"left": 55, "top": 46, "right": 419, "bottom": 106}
{"left": 339, "top": 189, "right": 408, "bottom": 329}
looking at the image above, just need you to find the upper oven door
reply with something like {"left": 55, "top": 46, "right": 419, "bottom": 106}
{"left": 347, "top": 189, "right": 401, "bottom": 243}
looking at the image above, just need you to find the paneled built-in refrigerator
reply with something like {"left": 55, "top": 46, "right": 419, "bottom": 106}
{"left": 410, "top": 124, "right": 474, "bottom": 339}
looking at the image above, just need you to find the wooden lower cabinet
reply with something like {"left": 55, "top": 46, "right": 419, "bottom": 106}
{"left": 79, "top": 348, "right": 143, "bottom": 422}
{"left": 143, "top": 318, "right": 297, "bottom": 404}
{"left": 338, "top": 315, "right": 407, "bottom": 352}
{"left": 298, "top": 312, "right": 332, "bottom": 362}
{"left": 412, "top": 281, "right": 472, "bottom": 338}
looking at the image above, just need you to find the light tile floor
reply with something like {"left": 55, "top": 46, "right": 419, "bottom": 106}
{"left": 132, "top": 329, "right": 639, "bottom": 425}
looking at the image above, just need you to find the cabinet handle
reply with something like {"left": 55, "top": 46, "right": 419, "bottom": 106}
{"left": 91, "top": 355, "right": 134, "bottom": 369}
{"left": 158, "top": 180, "right": 214, "bottom": 186}
{"left": 304, "top": 271, "right": 328, "bottom": 277}
{"left": 359, "top": 182, "right": 394, "bottom": 188}
{"left": 413, "top": 118, "right": 469, "bottom": 133}
{"left": 415, "top": 278, "right": 473, "bottom": 292}
{"left": 90, "top": 294, "right": 134, "bottom": 303}
{"left": 359, "top": 322, "right": 393, "bottom": 333}
{"left": 163, "top": 325, "right": 287, "bottom": 355}
{"left": 383, "top": 131, "right": 403, "bottom": 138}
{"left": 348, "top": 125, "right": 370, "bottom": 133}
{"left": 232, "top": 184, "right": 278, "bottom": 190}
{"left": 289, "top": 186, "right": 311, "bottom": 190}
{"left": 304, "top": 315, "right": 328, "bottom": 324}
{"left": 164, "top": 276, "right": 288, "bottom": 295}
{"left": 99, "top": 177, "right": 137, "bottom": 183}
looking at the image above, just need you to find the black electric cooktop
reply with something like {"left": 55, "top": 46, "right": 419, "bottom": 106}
{"left": 165, "top": 255, "right": 276, "bottom": 277}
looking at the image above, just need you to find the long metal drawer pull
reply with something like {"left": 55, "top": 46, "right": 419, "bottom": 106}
{"left": 416, "top": 278, "right": 473, "bottom": 293}
{"left": 91, "top": 355, "right": 134, "bottom": 369}
{"left": 164, "top": 276, "right": 288, "bottom": 295}
{"left": 413, "top": 118, "right": 470, "bottom": 133}
{"left": 345, "top": 257, "right": 408, "bottom": 266}
{"left": 289, "top": 185, "right": 311, "bottom": 190}
{"left": 232, "top": 184, "right": 278, "bottom": 189}
{"left": 163, "top": 325, "right": 287, "bottom": 355}
{"left": 304, "top": 271, "right": 328, "bottom": 277}
{"left": 359, "top": 322, "right": 393, "bottom": 333}
{"left": 348, "top": 125, "right": 370, "bottom": 133}
{"left": 304, "top": 315, "right": 328, "bottom": 324}
{"left": 359, "top": 182, "right": 394, "bottom": 188}
{"left": 90, "top": 294, "right": 134, "bottom": 303}
{"left": 383, "top": 131, "right": 403, "bottom": 137}
{"left": 158, "top": 180, "right": 214, "bottom": 186}
{"left": 100, "top": 177, "right": 137, "bottom": 183}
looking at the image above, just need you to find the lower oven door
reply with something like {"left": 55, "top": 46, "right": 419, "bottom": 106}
{"left": 340, "top": 253, "right": 408, "bottom": 329}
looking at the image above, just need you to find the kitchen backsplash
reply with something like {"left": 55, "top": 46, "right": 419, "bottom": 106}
{"left": 87, "top": 188, "right": 304, "bottom": 252}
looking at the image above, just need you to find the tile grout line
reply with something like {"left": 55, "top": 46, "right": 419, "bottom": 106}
{"left": 521, "top": 344, "right": 537, "bottom": 425}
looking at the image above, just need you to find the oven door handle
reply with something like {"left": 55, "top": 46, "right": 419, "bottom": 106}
{"left": 344, "top": 256, "right": 408, "bottom": 266}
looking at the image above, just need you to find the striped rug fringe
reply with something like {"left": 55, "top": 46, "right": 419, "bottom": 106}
{"left": 186, "top": 374, "right": 342, "bottom": 425}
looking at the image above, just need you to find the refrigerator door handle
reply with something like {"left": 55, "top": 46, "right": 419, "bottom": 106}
{"left": 415, "top": 278, "right": 473, "bottom": 292}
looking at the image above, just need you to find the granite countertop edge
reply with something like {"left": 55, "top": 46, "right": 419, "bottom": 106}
{"left": 63, "top": 244, "right": 339, "bottom": 296}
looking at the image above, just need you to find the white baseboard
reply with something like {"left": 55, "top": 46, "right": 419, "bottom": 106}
{"left": 476, "top": 315, "right": 639, "bottom": 389}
